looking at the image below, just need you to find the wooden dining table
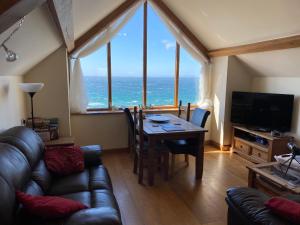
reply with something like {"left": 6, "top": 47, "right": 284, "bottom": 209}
{"left": 143, "top": 113, "right": 208, "bottom": 186}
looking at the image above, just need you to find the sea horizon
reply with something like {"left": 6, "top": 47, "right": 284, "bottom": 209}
{"left": 84, "top": 76, "right": 200, "bottom": 108}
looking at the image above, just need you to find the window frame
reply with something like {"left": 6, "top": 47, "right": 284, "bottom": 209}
{"left": 86, "top": 2, "right": 198, "bottom": 112}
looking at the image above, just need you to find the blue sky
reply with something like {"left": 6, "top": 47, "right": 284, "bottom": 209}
{"left": 81, "top": 4, "right": 200, "bottom": 77}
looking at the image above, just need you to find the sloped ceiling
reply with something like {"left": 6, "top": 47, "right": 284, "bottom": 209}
{"left": 0, "top": 0, "right": 300, "bottom": 77}
{"left": 0, "top": 4, "right": 61, "bottom": 76}
{"left": 73, "top": 0, "right": 124, "bottom": 39}
{"left": 163, "top": 0, "right": 300, "bottom": 49}
{"left": 238, "top": 48, "right": 300, "bottom": 77}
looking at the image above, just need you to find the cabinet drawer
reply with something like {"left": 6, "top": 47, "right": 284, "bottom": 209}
{"left": 235, "top": 140, "right": 250, "bottom": 154}
{"left": 252, "top": 148, "right": 268, "bottom": 161}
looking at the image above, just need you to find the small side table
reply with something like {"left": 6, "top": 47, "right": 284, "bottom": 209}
{"left": 45, "top": 137, "right": 75, "bottom": 147}
{"left": 247, "top": 162, "right": 300, "bottom": 196}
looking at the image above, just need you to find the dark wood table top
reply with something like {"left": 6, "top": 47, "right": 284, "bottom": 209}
{"left": 143, "top": 113, "right": 207, "bottom": 136}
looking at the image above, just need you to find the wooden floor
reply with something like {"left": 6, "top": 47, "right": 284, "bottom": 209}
{"left": 102, "top": 145, "right": 253, "bottom": 225}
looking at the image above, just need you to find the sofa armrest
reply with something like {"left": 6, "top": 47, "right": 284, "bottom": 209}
{"left": 80, "top": 145, "right": 103, "bottom": 167}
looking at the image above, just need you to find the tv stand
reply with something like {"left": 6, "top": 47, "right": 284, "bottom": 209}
{"left": 246, "top": 126, "right": 271, "bottom": 132}
{"left": 231, "top": 126, "right": 291, "bottom": 163}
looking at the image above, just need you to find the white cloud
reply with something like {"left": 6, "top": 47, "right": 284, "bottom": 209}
{"left": 117, "top": 32, "right": 127, "bottom": 37}
{"left": 161, "top": 39, "right": 176, "bottom": 50}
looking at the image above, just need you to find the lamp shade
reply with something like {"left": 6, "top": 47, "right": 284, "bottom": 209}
{"left": 19, "top": 83, "right": 44, "bottom": 93}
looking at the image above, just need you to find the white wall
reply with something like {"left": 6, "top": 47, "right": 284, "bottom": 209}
{"left": 223, "top": 57, "right": 254, "bottom": 144}
{"left": 210, "top": 56, "right": 229, "bottom": 146}
{"left": 210, "top": 56, "right": 254, "bottom": 146}
{"left": 0, "top": 76, "right": 26, "bottom": 131}
{"left": 252, "top": 77, "right": 300, "bottom": 144}
{"left": 71, "top": 113, "right": 128, "bottom": 149}
{"left": 24, "top": 47, "right": 71, "bottom": 136}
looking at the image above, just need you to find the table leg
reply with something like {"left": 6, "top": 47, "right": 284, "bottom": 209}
{"left": 195, "top": 132, "right": 205, "bottom": 180}
{"left": 148, "top": 137, "right": 155, "bottom": 186}
{"left": 248, "top": 169, "right": 256, "bottom": 188}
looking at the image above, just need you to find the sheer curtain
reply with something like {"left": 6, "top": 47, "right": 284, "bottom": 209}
{"left": 70, "top": 0, "right": 143, "bottom": 113}
{"left": 148, "top": 0, "right": 212, "bottom": 108}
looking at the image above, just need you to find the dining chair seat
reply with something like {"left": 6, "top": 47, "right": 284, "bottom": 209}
{"left": 165, "top": 139, "right": 198, "bottom": 157}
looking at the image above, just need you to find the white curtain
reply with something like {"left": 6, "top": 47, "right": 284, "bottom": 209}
{"left": 148, "top": 0, "right": 212, "bottom": 108}
{"left": 70, "top": 0, "right": 143, "bottom": 113}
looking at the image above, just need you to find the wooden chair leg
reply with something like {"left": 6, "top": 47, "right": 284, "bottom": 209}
{"left": 138, "top": 155, "right": 144, "bottom": 184}
{"left": 185, "top": 154, "right": 189, "bottom": 166}
{"left": 133, "top": 152, "right": 138, "bottom": 174}
{"left": 163, "top": 151, "right": 169, "bottom": 180}
{"left": 171, "top": 154, "right": 175, "bottom": 177}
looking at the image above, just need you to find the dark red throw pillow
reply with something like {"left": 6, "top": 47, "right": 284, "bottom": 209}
{"left": 45, "top": 145, "right": 84, "bottom": 176}
{"left": 16, "top": 191, "right": 88, "bottom": 219}
{"left": 265, "top": 197, "right": 300, "bottom": 224}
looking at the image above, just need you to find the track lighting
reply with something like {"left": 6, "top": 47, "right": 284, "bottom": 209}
{"left": 1, "top": 17, "right": 24, "bottom": 62}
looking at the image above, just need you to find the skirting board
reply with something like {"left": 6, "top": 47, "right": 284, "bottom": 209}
{"left": 102, "top": 141, "right": 230, "bottom": 152}
{"left": 207, "top": 140, "right": 231, "bottom": 151}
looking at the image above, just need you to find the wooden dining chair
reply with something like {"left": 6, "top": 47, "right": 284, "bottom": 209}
{"left": 133, "top": 108, "right": 169, "bottom": 184}
{"left": 177, "top": 100, "right": 191, "bottom": 121}
{"left": 124, "top": 108, "right": 135, "bottom": 154}
{"left": 166, "top": 105, "right": 210, "bottom": 176}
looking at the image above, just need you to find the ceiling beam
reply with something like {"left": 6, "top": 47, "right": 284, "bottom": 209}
{"left": 71, "top": 0, "right": 139, "bottom": 54}
{"left": 150, "top": 0, "right": 210, "bottom": 62}
{"left": 47, "top": 0, "right": 74, "bottom": 52}
{"left": 0, "top": 0, "right": 46, "bottom": 34}
{"left": 208, "top": 35, "right": 300, "bottom": 57}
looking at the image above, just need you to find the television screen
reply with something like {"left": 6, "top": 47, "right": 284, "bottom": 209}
{"left": 231, "top": 92, "right": 294, "bottom": 132}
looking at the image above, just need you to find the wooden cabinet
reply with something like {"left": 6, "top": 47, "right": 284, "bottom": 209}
{"left": 231, "top": 126, "right": 291, "bottom": 163}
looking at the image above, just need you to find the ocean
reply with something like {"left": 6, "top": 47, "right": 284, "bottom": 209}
{"left": 84, "top": 76, "right": 199, "bottom": 108}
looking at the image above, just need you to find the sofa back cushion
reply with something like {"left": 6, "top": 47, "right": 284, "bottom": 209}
{"left": 0, "top": 126, "right": 44, "bottom": 168}
{"left": 32, "top": 160, "right": 52, "bottom": 192}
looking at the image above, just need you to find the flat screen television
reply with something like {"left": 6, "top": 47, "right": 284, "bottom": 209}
{"left": 231, "top": 91, "right": 294, "bottom": 132}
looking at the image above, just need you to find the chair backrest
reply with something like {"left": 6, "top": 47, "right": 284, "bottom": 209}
{"left": 138, "top": 109, "right": 144, "bottom": 153}
{"left": 186, "top": 103, "right": 191, "bottom": 121}
{"left": 124, "top": 108, "right": 134, "bottom": 134}
{"left": 178, "top": 100, "right": 182, "bottom": 117}
{"left": 190, "top": 108, "right": 211, "bottom": 128}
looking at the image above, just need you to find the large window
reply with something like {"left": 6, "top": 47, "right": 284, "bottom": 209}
{"left": 83, "top": 3, "right": 201, "bottom": 110}
{"left": 81, "top": 46, "right": 108, "bottom": 109}
{"left": 147, "top": 5, "right": 175, "bottom": 106}
{"left": 179, "top": 47, "right": 201, "bottom": 105}
{"left": 111, "top": 6, "right": 143, "bottom": 108}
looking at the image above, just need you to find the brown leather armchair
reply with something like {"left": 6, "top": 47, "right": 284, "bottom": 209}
{"left": 0, "top": 126, "right": 122, "bottom": 225}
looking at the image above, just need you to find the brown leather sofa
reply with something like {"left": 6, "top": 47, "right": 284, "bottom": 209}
{"left": 226, "top": 187, "right": 298, "bottom": 225}
{"left": 0, "top": 126, "right": 122, "bottom": 225}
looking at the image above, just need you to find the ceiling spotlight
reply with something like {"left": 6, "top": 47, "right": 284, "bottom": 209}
{"left": 0, "top": 17, "right": 24, "bottom": 62}
{"left": 2, "top": 44, "right": 18, "bottom": 62}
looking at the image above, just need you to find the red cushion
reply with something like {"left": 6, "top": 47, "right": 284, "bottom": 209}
{"left": 16, "top": 191, "right": 88, "bottom": 219}
{"left": 265, "top": 197, "right": 300, "bottom": 223}
{"left": 45, "top": 145, "right": 84, "bottom": 176}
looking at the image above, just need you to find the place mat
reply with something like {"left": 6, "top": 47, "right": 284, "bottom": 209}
{"left": 161, "top": 124, "right": 185, "bottom": 132}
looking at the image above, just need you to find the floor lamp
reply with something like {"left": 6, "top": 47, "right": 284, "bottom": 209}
{"left": 19, "top": 83, "right": 44, "bottom": 130}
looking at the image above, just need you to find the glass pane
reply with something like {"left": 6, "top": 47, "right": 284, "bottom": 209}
{"left": 111, "top": 6, "right": 143, "bottom": 108}
{"left": 81, "top": 47, "right": 108, "bottom": 109}
{"left": 179, "top": 47, "right": 201, "bottom": 105}
{"left": 147, "top": 4, "right": 175, "bottom": 106}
